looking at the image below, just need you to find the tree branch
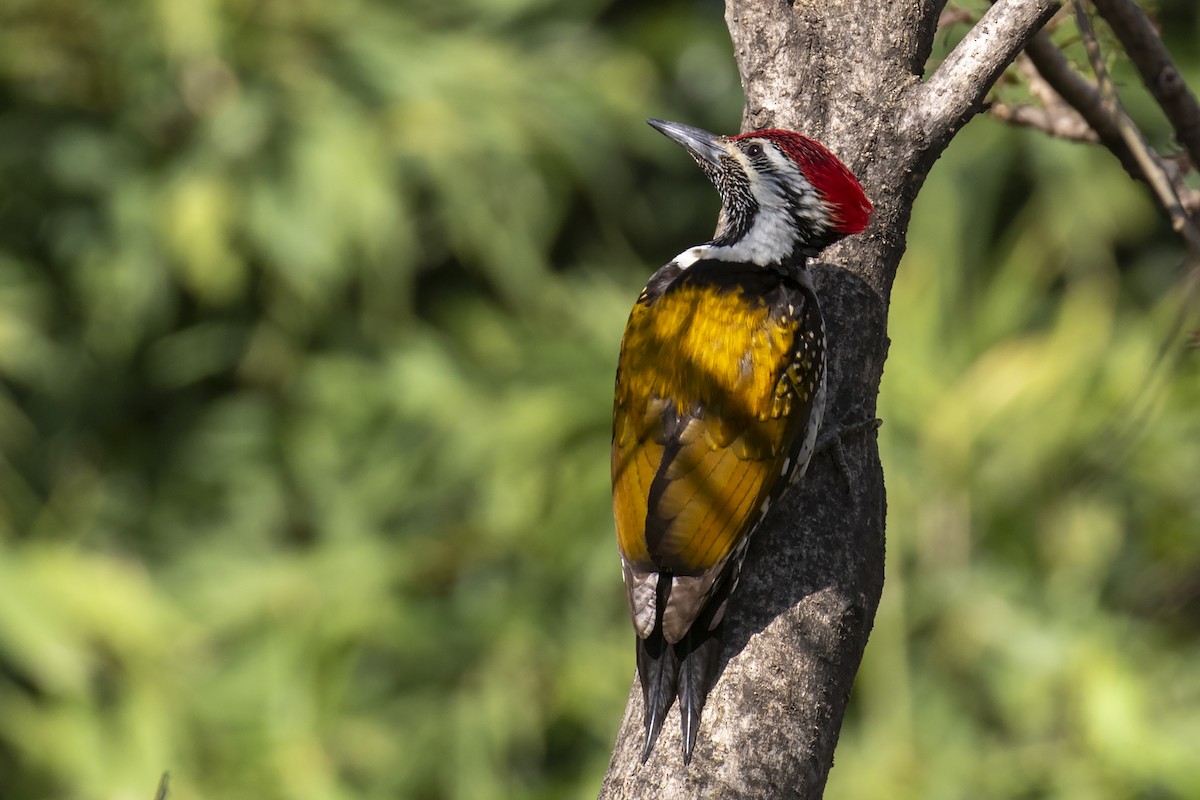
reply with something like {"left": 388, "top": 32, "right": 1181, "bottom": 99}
{"left": 986, "top": 50, "right": 1100, "bottom": 142}
{"left": 1023, "top": 31, "right": 1146, "bottom": 181}
{"left": 1074, "top": 2, "right": 1200, "bottom": 255}
{"left": 1019, "top": 26, "right": 1200, "bottom": 220}
{"left": 1090, "top": 0, "right": 1200, "bottom": 171}
{"left": 918, "top": 0, "right": 1061, "bottom": 144}
{"left": 988, "top": 100, "right": 1100, "bottom": 142}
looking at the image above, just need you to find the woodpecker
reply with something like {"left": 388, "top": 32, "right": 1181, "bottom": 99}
{"left": 612, "top": 119, "right": 872, "bottom": 763}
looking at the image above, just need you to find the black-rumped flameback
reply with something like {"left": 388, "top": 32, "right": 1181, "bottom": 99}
{"left": 612, "top": 119, "right": 872, "bottom": 763}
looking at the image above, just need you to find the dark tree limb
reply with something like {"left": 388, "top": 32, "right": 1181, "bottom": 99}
{"left": 1090, "top": 0, "right": 1200, "bottom": 169}
{"left": 1073, "top": 1, "right": 1200, "bottom": 255}
{"left": 1023, "top": 31, "right": 1148, "bottom": 181}
{"left": 986, "top": 51, "right": 1101, "bottom": 142}
{"left": 598, "top": 1, "right": 1062, "bottom": 797}
{"left": 1002, "top": 23, "right": 1200, "bottom": 232}
{"left": 1009, "top": 6, "right": 1200, "bottom": 253}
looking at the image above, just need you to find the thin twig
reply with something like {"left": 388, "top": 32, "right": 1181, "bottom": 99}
{"left": 1022, "top": 27, "right": 1200, "bottom": 225}
{"left": 988, "top": 100, "right": 1100, "bottom": 142}
{"left": 1023, "top": 31, "right": 1144, "bottom": 180}
{"left": 1090, "top": 0, "right": 1200, "bottom": 170}
{"left": 1017, "top": 49, "right": 1087, "bottom": 128}
{"left": 154, "top": 773, "right": 170, "bottom": 800}
{"left": 1074, "top": 1, "right": 1200, "bottom": 254}
{"left": 937, "top": 8, "right": 977, "bottom": 29}
{"left": 995, "top": 52, "right": 1102, "bottom": 140}
{"left": 988, "top": 52, "right": 1100, "bottom": 140}
{"left": 1163, "top": 152, "right": 1200, "bottom": 217}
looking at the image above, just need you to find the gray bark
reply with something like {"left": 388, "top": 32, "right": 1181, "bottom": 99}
{"left": 599, "top": 0, "right": 1059, "bottom": 797}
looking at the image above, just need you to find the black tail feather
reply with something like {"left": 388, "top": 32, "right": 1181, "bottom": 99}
{"left": 677, "top": 622, "right": 723, "bottom": 764}
{"left": 635, "top": 567, "right": 735, "bottom": 763}
{"left": 636, "top": 629, "right": 679, "bottom": 762}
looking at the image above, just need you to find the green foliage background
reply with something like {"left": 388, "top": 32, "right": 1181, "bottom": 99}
{"left": 0, "top": 1, "right": 1197, "bottom": 798}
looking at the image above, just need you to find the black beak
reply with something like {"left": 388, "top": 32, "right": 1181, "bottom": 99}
{"left": 647, "top": 119, "right": 725, "bottom": 167}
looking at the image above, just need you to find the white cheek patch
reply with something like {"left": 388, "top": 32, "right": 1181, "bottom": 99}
{"left": 670, "top": 143, "right": 834, "bottom": 267}
{"left": 734, "top": 151, "right": 796, "bottom": 262}
{"left": 704, "top": 146, "right": 829, "bottom": 265}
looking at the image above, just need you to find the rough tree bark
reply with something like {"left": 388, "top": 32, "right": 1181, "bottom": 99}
{"left": 599, "top": 1, "right": 1061, "bottom": 797}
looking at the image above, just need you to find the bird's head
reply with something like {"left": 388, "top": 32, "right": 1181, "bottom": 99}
{"left": 648, "top": 119, "right": 873, "bottom": 265}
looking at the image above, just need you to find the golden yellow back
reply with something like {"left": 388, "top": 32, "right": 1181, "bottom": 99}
{"left": 612, "top": 260, "right": 822, "bottom": 577}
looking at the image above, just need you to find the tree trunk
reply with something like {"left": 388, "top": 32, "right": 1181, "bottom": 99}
{"left": 599, "top": 1, "right": 1059, "bottom": 796}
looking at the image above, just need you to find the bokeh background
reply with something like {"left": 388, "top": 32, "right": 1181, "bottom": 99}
{"left": 1, "top": 0, "right": 1198, "bottom": 798}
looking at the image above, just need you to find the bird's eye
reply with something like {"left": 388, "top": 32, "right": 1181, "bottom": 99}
{"left": 745, "top": 143, "right": 764, "bottom": 158}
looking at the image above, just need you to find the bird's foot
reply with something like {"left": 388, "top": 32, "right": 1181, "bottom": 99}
{"left": 814, "top": 413, "right": 882, "bottom": 488}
